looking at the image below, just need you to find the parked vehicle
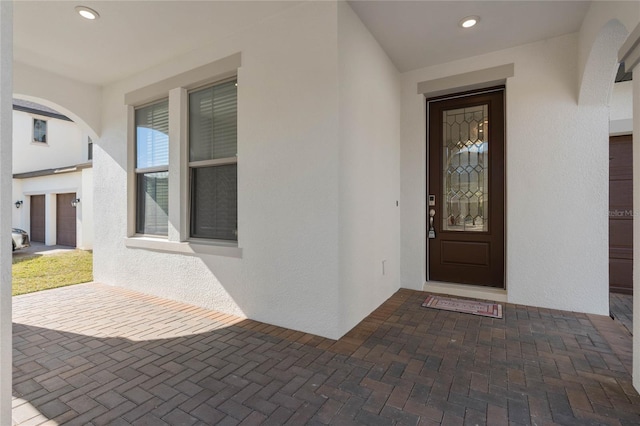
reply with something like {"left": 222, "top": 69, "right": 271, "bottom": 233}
{"left": 12, "top": 228, "right": 30, "bottom": 251}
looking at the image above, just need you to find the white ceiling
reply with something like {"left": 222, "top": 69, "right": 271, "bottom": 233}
{"left": 14, "top": 1, "right": 303, "bottom": 85}
{"left": 14, "top": 1, "right": 591, "bottom": 86}
{"left": 348, "top": 0, "right": 591, "bottom": 72}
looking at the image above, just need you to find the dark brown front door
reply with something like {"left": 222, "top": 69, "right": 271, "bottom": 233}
{"left": 609, "top": 134, "right": 633, "bottom": 294}
{"left": 56, "top": 193, "right": 77, "bottom": 247}
{"left": 427, "top": 89, "right": 505, "bottom": 288}
{"left": 30, "top": 195, "right": 45, "bottom": 243}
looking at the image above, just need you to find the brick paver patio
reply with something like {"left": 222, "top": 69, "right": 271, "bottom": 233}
{"left": 610, "top": 293, "right": 633, "bottom": 336}
{"left": 12, "top": 283, "right": 639, "bottom": 425}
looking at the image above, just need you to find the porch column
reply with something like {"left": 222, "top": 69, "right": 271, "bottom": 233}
{"left": 0, "top": 1, "right": 13, "bottom": 424}
{"left": 619, "top": 23, "right": 640, "bottom": 392}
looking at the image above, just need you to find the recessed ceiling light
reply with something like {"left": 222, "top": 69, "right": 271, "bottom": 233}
{"left": 75, "top": 6, "right": 100, "bottom": 20}
{"left": 460, "top": 16, "right": 479, "bottom": 29}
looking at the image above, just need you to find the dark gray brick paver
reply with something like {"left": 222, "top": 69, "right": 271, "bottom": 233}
{"left": 11, "top": 283, "right": 640, "bottom": 425}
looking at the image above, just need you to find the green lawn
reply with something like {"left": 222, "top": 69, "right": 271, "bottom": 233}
{"left": 12, "top": 250, "right": 93, "bottom": 296}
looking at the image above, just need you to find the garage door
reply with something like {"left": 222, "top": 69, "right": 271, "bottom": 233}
{"left": 30, "top": 195, "right": 45, "bottom": 243}
{"left": 57, "top": 193, "right": 77, "bottom": 247}
{"left": 609, "top": 135, "right": 633, "bottom": 294}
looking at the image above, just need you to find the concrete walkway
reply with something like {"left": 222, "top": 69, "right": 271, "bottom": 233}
{"left": 12, "top": 242, "right": 77, "bottom": 260}
{"left": 12, "top": 283, "right": 640, "bottom": 425}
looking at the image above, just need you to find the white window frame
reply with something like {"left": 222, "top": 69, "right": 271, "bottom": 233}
{"left": 134, "top": 98, "right": 170, "bottom": 237}
{"left": 187, "top": 77, "right": 238, "bottom": 242}
{"left": 124, "top": 53, "right": 242, "bottom": 258}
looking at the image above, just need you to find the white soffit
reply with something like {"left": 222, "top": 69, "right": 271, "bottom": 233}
{"left": 348, "top": 0, "right": 590, "bottom": 73}
{"left": 14, "top": 1, "right": 303, "bottom": 86}
{"left": 14, "top": 1, "right": 591, "bottom": 85}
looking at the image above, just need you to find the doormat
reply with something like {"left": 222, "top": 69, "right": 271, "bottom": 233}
{"left": 422, "top": 295, "right": 503, "bottom": 319}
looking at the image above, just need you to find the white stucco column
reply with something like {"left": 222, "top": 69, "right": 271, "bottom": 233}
{"left": 619, "top": 23, "right": 640, "bottom": 392}
{"left": 80, "top": 168, "right": 94, "bottom": 249}
{"left": 45, "top": 193, "right": 56, "bottom": 245}
{"left": 0, "top": 2, "right": 12, "bottom": 424}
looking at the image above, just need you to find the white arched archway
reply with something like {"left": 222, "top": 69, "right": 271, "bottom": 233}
{"left": 10, "top": 63, "right": 102, "bottom": 257}
{"left": 579, "top": 7, "right": 639, "bottom": 391}
{"left": 10, "top": 93, "right": 96, "bottom": 251}
{"left": 13, "top": 62, "right": 102, "bottom": 138}
{"left": 619, "top": 20, "right": 640, "bottom": 393}
{"left": 12, "top": 94, "right": 99, "bottom": 140}
{"left": 579, "top": 19, "right": 629, "bottom": 106}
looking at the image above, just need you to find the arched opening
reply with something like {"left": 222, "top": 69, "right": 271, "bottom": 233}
{"left": 608, "top": 61, "right": 634, "bottom": 339}
{"left": 580, "top": 18, "right": 632, "bottom": 315}
{"left": 579, "top": 19, "right": 629, "bottom": 106}
{"left": 579, "top": 17, "right": 635, "bottom": 375}
{"left": 10, "top": 95, "right": 96, "bottom": 251}
{"left": 12, "top": 94, "right": 99, "bottom": 141}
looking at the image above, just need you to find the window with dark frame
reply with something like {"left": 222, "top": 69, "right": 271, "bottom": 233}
{"left": 189, "top": 79, "right": 238, "bottom": 241}
{"left": 88, "top": 136, "right": 93, "bottom": 160}
{"left": 135, "top": 99, "right": 169, "bottom": 236}
{"left": 33, "top": 118, "right": 47, "bottom": 143}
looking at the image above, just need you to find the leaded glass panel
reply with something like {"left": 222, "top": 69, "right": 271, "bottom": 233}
{"left": 442, "top": 105, "right": 489, "bottom": 232}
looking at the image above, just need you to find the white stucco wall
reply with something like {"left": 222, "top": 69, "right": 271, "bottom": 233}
{"left": 78, "top": 167, "right": 93, "bottom": 250}
{"left": 401, "top": 33, "right": 610, "bottom": 316}
{"left": 95, "top": 2, "right": 346, "bottom": 338}
{"left": 14, "top": 62, "right": 101, "bottom": 137}
{"left": 578, "top": 1, "right": 639, "bottom": 103}
{"left": 11, "top": 179, "right": 22, "bottom": 229}
{"left": 337, "top": 2, "right": 401, "bottom": 331}
{"left": 12, "top": 109, "right": 84, "bottom": 174}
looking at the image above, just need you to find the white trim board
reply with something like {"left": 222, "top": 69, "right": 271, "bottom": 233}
{"left": 417, "top": 64, "right": 514, "bottom": 98}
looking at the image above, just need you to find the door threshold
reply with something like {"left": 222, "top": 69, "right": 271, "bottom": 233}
{"left": 423, "top": 281, "right": 507, "bottom": 303}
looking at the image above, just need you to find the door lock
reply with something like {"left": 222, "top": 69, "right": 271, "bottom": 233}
{"left": 428, "top": 209, "right": 436, "bottom": 239}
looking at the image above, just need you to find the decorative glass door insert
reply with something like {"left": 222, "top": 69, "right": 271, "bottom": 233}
{"left": 442, "top": 104, "right": 489, "bottom": 232}
{"left": 427, "top": 88, "right": 504, "bottom": 288}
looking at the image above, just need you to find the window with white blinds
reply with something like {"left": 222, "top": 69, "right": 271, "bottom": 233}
{"left": 189, "top": 79, "right": 237, "bottom": 241}
{"left": 135, "top": 100, "right": 169, "bottom": 236}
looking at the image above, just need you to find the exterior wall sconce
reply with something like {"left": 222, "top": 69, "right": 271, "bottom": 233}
{"left": 15, "top": 200, "right": 23, "bottom": 209}
{"left": 71, "top": 198, "right": 81, "bottom": 208}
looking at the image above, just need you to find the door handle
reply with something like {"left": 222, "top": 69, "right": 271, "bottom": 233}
{"left": 429, "top": 209, "right": 436, "bottom": 239}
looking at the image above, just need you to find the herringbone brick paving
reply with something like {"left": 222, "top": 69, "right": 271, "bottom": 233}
{"left": 610, "top": 293, "right": 633, "bottom": 336}
{"left": 12, "top": 283, "right": 639, "bottom": 425}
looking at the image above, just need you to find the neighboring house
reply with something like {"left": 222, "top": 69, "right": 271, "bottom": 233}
{"left": 3, "top": 1, "right": 640, "bottom": 401}
{"left": 11, "top": 99, "right": 93, "bottom": 249}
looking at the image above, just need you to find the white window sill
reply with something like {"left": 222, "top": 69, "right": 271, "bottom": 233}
{"left": 124, "top": 236, "right": 242, "bottom": 258}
